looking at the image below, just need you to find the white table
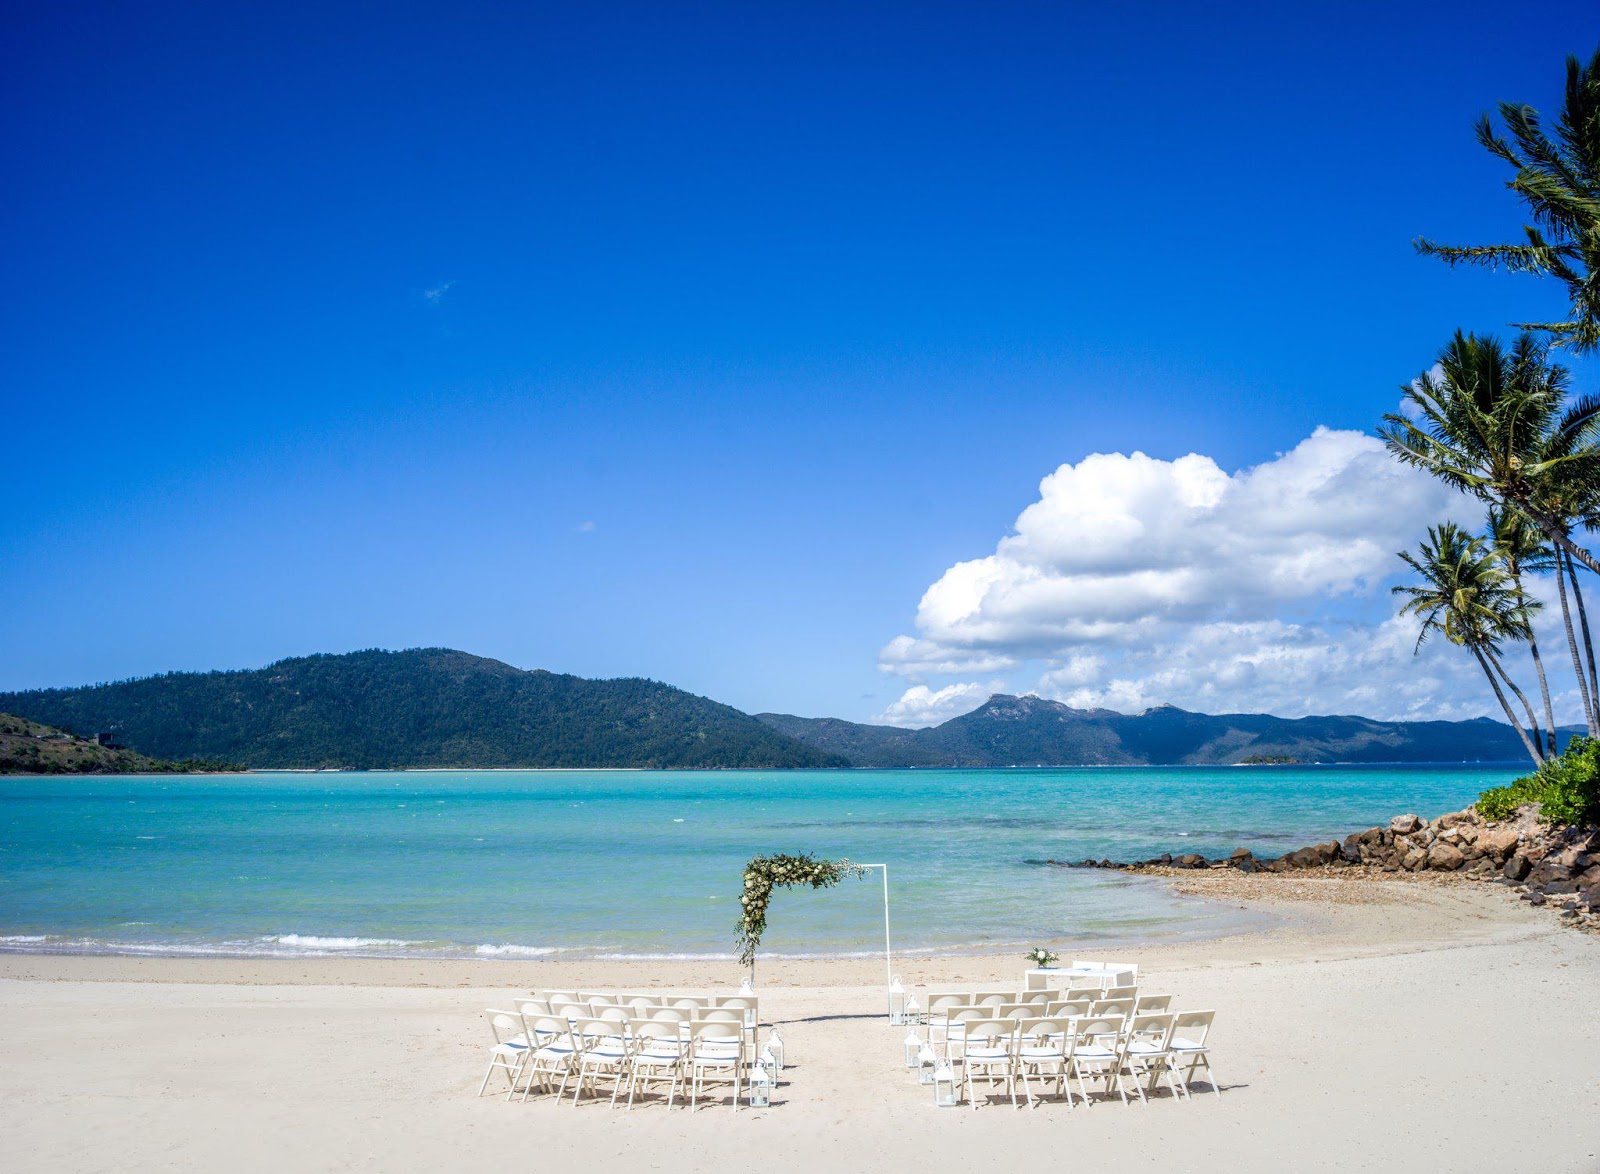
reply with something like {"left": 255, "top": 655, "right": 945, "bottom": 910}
{"left": 1024, "top": 966, "right": 1135, "bottom": 991}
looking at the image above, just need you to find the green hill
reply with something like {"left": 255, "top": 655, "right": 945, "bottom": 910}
{"left": 0, "top": 713, "right": 239, "bottom": 775}
{"left": 0, "top": 649, "right": 843, "bottom": 770}
{"left": 757, "top": 694, "right": 1580, "bottom": 766}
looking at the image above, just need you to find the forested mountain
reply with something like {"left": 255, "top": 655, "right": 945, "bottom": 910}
{"left": 0, "top": 649, "right": 842, "bottom": 770}
{"left": 0, "top": 713, "right": 239, "bottom": 774}
{"left": 2, "top": 651, "right": 1569, "bottom": 770}
{"left": 758, "top": 693, "right": 1580, "bottom": 767}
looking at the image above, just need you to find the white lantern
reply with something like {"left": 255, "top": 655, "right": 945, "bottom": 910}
{"left": 917, "top": 1043, "right": 937, "bottom": 1085}
{"left": 739, "top": 976, "right": 754, "bottom": 995}
{"left": 888, "top": 974, "right": 907, "bottom": 1024}
{"left": 904, "top": 995, "right": 920, "bottom": 1026}
{"left": 748, "top": 1061, "right": 771, "bottom": 1108}
{"left": 767, "top": 1027, "right": 785, "bottom": 1070}
{"left": 759, "top": 1045, "right": 778, "bottom": 1084}
{"left": 903, "top": 1029, "right": 923, "bottom": 1068}
{"left": 932, "top": 1063, "right": 959, "bottom": 1107}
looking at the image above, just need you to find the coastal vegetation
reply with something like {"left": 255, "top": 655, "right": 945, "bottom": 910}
{"left": 0, "top": 713, "right": 238, "bottom": 775}
{"left": 736, "top": 854, "right": 865, "bottom": 969}
{"left": 1387, "top": 46, "right": 1600, "bottom": 810}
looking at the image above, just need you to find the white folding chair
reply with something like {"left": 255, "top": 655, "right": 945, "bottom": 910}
{"left": 1168, "top": 1010, "right": 1219, "bottom": 1098}
{"left": 1134, "top": 993, "right": 1172, "bottom": 1013}
{"left": 624, "top": 1019, "right": 685, "bottom": 1109}
{"left": 568, "top": 1017, "right": 631, "bottom": 1106}
{"left": 960, "top": 1019, "right": 1017, "bottom": 1109}
{"left": 477, "top": 1009, "right": 530, "bottom": 1101}
{"left": 1069, "top": 1016, "right": 1129, "bottom": 1105}
{"left": 519, "top": 1013, "right": 580, "bottom": 1101}
{"left": 1124, "top": 1012, "right": 1177, "bottom": 1103}
{"left": 685, "top": 1020, "right": 745, "bottom": 1111}
{"left": 1014, "top": 1017, "right": 1077, "bottom": 1108}
{"left": 943, "top": 1007, "right": 986, "bottom": 1063}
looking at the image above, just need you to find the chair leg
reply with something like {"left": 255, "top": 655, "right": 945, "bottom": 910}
{"left": 477, "top": 1061, "right": 497, "bottom": 1099}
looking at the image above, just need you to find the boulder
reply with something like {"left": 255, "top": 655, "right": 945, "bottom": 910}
{"left": 1581, "top": 885, "right": 1600, "bottom": 912}
{"left": 1401, "top": 848, "right": 1428, "bottom": 871}
{"left": 1539, "top": 879, "right": 1580, "bottom": 895}
{"left": 1236, "top": 857, "right": 1259, "bottom": 874}
{"left": 1340, "top": 834, "right": 1363, "bottom": 863}
{"left": 1176, "top": 854, "right": 1205, "bottom": 869}
{"left": 1229, "top": 847, "right": 1253, "bottom": 861}
{"left": 1427, "top": 842, "right": 1465, "bottom": 871}
{"left": 1438, "top": 809, "right": 1478, "bottom": 829}
{"left": 1524, "top": 891, "right": 1547, "bottom": 907}
{"left": 1504, "top": 853, "right": 1532, "bottom": 882}
{"left": 1390, "top": 814, "right": 1423, "bottom": 835}
{"left": 1527, "top": 859, "right": 1573, "bottom": 887}
{"left": 1478, "top": 828, "right": 1521, "bottom": 860}
{"left": 1358, "top": 826, "right": 1383, "bottom": 845}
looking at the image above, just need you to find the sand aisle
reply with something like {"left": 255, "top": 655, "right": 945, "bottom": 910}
{"left": 4, "top": 880, "right": 1599, "bottom": 1173}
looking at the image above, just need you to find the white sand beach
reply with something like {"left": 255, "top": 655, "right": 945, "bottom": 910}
{"left": 4, "top": 876, "right": 1599, "bottom": 1173}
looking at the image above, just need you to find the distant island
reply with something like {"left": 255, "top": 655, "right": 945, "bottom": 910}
{"left": 0, "top": 647, "right": 1576, "bottom": 772}
{"left": 1236, "top": 754, "right": 1304, "bottom": 766}
{"left": 0, "top": 713, "right": 240, "bottom": 775}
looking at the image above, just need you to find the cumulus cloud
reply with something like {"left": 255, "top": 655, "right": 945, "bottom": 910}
{"left": 875, "top": 682, "right": 991, "bottom": 728}
{"left": 423, "top": 281, "right": 455, "bottom": 304}
{"left": 875, "top": 427, "right": 1576, "bottom": 722}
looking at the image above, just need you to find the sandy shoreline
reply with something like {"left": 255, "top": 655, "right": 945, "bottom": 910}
{"left": 4, "top": 876, "right": 1599, "bottom": 1172}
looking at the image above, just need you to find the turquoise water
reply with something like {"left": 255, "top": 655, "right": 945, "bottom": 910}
{"left": 0, "top": 766, "right": 1520, "bottom": 959}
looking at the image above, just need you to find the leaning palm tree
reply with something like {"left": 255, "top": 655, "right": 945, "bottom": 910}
{"left": 1488, "top": 506, "right": 1558, "bottom": 752}
{"left": 1395, "top": 523, "right": 1546, "bottom": 766}
{"left": 1524, "top": 525, "right": 1600, "bottom": 738}
{"left": 1379, "top": 330, "right": 1600, "bottom": 577}
{"left": 1416, "top": 47, "right": 1600, "bottom": 353}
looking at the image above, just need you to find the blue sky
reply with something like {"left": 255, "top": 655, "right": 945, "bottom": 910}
{"left": 3, "top": 2, "right": 1595, "bottom": 724}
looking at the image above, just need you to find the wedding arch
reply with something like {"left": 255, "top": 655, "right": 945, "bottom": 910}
{"left": 735, "top": 853, "right": 894, "bottom": 1007}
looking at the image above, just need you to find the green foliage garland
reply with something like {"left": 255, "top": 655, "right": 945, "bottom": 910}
{"left": 736, "top": 853, "right": 866, "bottom": 968}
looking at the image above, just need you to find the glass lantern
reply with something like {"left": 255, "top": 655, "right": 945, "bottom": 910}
{"left": 903, "top": 1029, "right": 923, "bottom": 1068}
{"left": 759, "top": 1045, "right": 778, "bottom": 1084}
{"left": 917, "top": 1043, "right": 937, "bottom": 1085}
{"left": 767, "top": 1027, "right": 785, "bottom": 1070}
{"left": 904, "top": 996, "right": 920, "bottom": 1027}
{"left": 747, "top": 1062, "right": 771, "bottom": 1108}
{"left": 739, "top": 976, "right": 754, "bottom": 996}
{"left": 932, "top": 1063, "right": 959, "bottom": 1107}
{"left": 888, "top": 974, "right": 907, "bottom": 1024}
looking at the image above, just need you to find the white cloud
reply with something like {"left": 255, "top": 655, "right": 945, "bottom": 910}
{"left": 423, "top": 281, "right": 455, "bottom": 304}
{"left": 875, "top": 682, "right": 991, "bottom": 728}
{"left": 878, "top": 426, "right": 1586, "bottom": 723}
{"left": 575, "top": 520, "right": 596, "bottom": 533}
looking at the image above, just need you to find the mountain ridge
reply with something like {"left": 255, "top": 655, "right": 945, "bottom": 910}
{"left": 0, "top": 651, "right": 1570, "bottom": 769}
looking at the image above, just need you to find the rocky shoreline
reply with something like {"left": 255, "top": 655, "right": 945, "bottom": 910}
{"left": 1046, "top": 805, "right": 1600, "bottom": 932}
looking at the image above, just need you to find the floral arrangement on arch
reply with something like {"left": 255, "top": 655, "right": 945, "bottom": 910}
{"left": 736, "top": 853, "right": 866, "bottom": 968}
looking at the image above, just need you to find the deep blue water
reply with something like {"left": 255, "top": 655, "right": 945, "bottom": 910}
{"left": 0, "top": 765, "right": 1520, "bottom": 959}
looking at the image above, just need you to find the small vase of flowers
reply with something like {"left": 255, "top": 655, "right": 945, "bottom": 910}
{"left": 1024, "top": 947, "right": 1060, "bottom": 969}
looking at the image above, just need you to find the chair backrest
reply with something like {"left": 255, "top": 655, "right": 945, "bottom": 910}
{"left": 699, "top": 1007, "right": 742, "bottom": 1024}
{"left": 962, "top": 1018, "right": 1014, "bottom": 1052}
{"left": 1045, "top": 998, "right": 1093, "bottom": 1019}
{"left": 643, "top": 1006, "right": 690, "bottom": 1026}
{"left": 524, "top": 1014, "right": 575, "bottom": 1048}
{"left": 1102, "top": 985, "right": 1138, "bottom": 1002}
{"left": 667, "top": 996, "right": 706, "bottom": 1011}
{"left": 1134, "top": 994, "right": 1171, "bottom": 1013}
{"left": 586, "top": 993, "right": 619, "bottom": 1008}
{"left": 515, "top": 997, "right": 550, "bottom": 1015}
{"left": 572, "top": 1017, "right": 627, "bottom": 1049}
{"left": 993, "top": 1003, "right": 1036, "bottom": 1021}
{"left": 715, "top": 995, "right": 759, "bottom": 1026}
{"left": 629, "top": 1019, "right": 684, "bottom": 1049}
{"left": 1171, "top": 1009, "right": 1215, "bottom": 1047}
{"left": 925, "top": 993, "right": 975, "bottom": 1019}
{"left": 549, "top": 998, "right": 589, "bottom": 1018}
{"left": 1014, "top": 990, "right": 1052, "bottom": 1007}
{"left": 486, "top": 1009, "right": 525, "bottom": 1046}
{"left": 945, "top": 1007, "right": 987, "bottom": 1035}
{"left": 533, "top": 989, "right": 580, "bottom": 1002}
{"left": 686, "top": 1019, "right": 743, "bottom": 1053}
{"left": 1063, "top": 986, "right": 1102, "bottom": 1003}
{"left": 1091, "top": 998, "right": 1134, "bottom": 1019}
{"left": 594, "top": 1005, "right": 630, "bottom": 1025}
{"left": 974, "top": 992, "right": 1011, "bottom": 1008}
{"left": 1128, "top": 1012, "right": 1175, "bottom": 1047}
{"left": 1016, "top": 1017, "right": 1074, "bottom": 1059}
{"left": 1100, "top": 962, "right": 1138, "bottom": 980}
{"left": 1075, "top": 1016, "right": 1125, "bottom": 1048}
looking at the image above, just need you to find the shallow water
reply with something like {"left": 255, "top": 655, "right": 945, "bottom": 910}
{"left": 0, "top": 765, "right": 1520, "bottom": 959}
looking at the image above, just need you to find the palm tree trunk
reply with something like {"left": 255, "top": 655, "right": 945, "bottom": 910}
{"left": 1483, "top": 645, "right": 1545, "bottom": 765}
{"left": 1471, "top": 645, "right": 1544, "bottom": 767}
{"left": 1510, "top": 571, "right": 1558, "bottom": 755}
{"left": 1565, "top": 549, "right": 1600, "bottom": 737}
{"left": 1529, "top": 508, "right": 1600, "bottom": 577}
{"left": 1553, "top": 550, "right": 1598, "bottom": 736}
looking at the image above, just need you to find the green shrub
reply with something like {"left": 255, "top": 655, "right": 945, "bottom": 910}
{"left": 1476, "top": 737, "right": 1600, "bottom": 826}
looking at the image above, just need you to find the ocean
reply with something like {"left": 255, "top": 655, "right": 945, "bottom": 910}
{"left": 0, "top": 765, "right": 1522, "bottom": 960}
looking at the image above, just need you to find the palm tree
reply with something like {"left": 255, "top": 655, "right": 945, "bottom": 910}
{"left": 1416, "top": 47, "right": 1600, "bottom": 354}
{"left": 1379, "top": 331, "right": 1600, "bottom": 578}
{"left": 1488, "top": 506, "right": 1558, "bottom": 752}
{"left": 1395, "top": 523, "right": 1546, "bottom": 766}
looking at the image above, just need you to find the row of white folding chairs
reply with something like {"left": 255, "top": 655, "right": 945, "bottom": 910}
{"left": 528, "top": 989, "right": 759, "bottom": 1026}
{"left": 482, "top": 1010, "right": 755, "bottom": 1111}
{"left": 939, "top": 995, "right": 1170, "bottom": 1058}
{"left": 924, "top": 987, "right": 1142, "bottom": 1041}
{"left": 945, "top": 1009, "right": 1217, "bottom": 1109}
